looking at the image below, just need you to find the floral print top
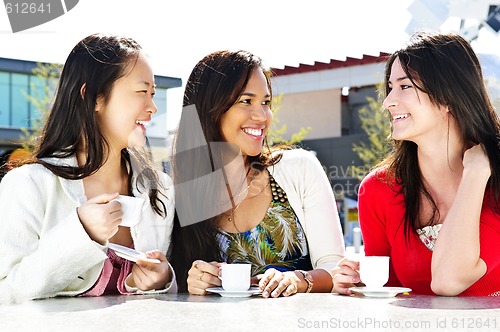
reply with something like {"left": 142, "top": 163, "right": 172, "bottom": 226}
{"left": 416, "top": 224, "right": 442, "bottom": 251}
{"left": 216, "top": 174, "right": 313, "bottom": 276}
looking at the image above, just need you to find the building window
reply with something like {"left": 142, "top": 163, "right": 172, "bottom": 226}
{"left": 0, "top": 71, "right": 56, "bottom": 129}
{"left": 0, "top": 72, "right": 9, "bottom": 127}
{"left": 11, "top": 73, "right": 29, "bottom": 128}
{"left": 28, "top": 75, "right": 54, "bottom": 128}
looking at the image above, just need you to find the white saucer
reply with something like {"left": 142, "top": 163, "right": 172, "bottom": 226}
{"left": 206, "top": 286, "right": 262, "bottom": 298}
{"left": 108, "top": 243, "right": 160, "bottom": 264}
{"left": 349, "top": 286, "right": 412, "bottom": 298}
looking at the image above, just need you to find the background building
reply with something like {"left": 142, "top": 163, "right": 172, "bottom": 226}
{"left": 271, "top": 53, "right": 389, "bottom": 199}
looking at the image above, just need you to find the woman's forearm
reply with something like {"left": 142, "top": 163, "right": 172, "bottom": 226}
{"left": 431, "top": 169, "right": 488, "bottom": 295}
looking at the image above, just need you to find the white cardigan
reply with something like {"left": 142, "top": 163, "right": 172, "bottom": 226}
{"left": 0, "top": 155, "right": 175, "bottom": 304}
{"left": 269, "top": 149, "right": 345, "bottom": 273}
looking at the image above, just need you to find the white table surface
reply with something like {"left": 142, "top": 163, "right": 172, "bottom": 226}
{"left": 1, "top": 292, "right": 499, "bottom": 332}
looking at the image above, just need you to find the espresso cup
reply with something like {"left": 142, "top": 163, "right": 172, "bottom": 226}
{"left": 115, "top": 195, "right": 146, "bottom": 227}
{"left": 359, "top": 256, "right": 389, "bottom": 288}
{"left": 220, "top": 263, "right": 251, "bottom": 291}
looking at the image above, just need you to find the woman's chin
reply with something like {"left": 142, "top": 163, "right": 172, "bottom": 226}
{"left": 241, "top": 150, "right": 262, "bottom": 158}
{"left": 127, "top": 137, "right": 147, "bottom": 148}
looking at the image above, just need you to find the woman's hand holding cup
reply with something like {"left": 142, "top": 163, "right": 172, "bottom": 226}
{"left": 187, "top": 260, "right": 223, "bottom": 295}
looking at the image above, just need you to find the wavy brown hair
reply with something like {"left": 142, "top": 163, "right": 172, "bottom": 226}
{"left": 170, "top": 50, "right": 287, "bottom": 292}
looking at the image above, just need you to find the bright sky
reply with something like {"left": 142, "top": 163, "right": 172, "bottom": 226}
{"left": 1, "top": 0, "right": 499, "bottom": 129}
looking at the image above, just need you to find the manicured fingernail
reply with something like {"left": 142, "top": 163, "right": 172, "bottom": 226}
{"left": 263, "top": 291, "right": 269, "bottom": 298}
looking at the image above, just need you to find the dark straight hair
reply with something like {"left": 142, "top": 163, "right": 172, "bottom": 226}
{"left": 31, "top": 33, "right": 167, "bottom": 216}
{"left": 379, "top": 31, "right": 500, "bottom": 237}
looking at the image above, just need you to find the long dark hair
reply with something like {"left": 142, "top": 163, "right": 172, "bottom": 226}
{"left": 170, "top": 50, "right": 284, "bottom": 292}
{"left": 379, "top": 31, "right": 500, "bottom": 237}
{"left": 30, "top": 33, "right": 166, "bottom": 216}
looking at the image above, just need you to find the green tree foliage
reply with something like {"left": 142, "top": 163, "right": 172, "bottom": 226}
{"left": 21, "top": 62, "right": 61, "bottom": 151}
{"left": 350, "top": 96, "right": 392, "bottom": 180}
{"left": 268, "top": 94, "right": 312, "bottom": 145}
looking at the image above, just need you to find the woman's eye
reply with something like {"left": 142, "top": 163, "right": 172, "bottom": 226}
{"left": 239, "top": 99, "right": 251, "bottom": 104}
{"left": 262, "top": 100, "right": 271, "bottom": 105}
{"left": 401, "top": 84, "right": 412, "bottom": 90}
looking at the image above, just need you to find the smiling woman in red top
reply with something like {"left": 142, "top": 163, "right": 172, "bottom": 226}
{"left": 354, "top": 31, "right": 500, "bottom": 296}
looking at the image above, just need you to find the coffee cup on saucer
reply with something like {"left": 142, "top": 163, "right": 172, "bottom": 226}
{"left": 220, "top": 263, "right": 251, "bottom": 291}
{"left": 359, "top": 256, "right": 389, "bottom": 288}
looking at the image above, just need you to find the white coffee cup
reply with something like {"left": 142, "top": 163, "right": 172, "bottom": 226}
{"left": 115, "top": 195, "right": 146, "bottom": 227}
{"left": 359, "top": 256, "right": 389, "bottom": 288}
{"left": 220, "top": 263, "right": 251, "bottom": 291}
